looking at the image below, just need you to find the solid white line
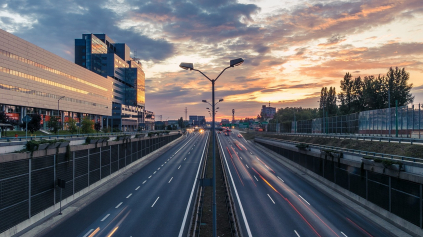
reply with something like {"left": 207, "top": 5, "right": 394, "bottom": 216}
{"left": 178, "top": 131, "right": 209, "bottom": 237}
{"left": 253, "top": 175, "right": 258, "bottom": 181}
{"left": 299, "top": 195, "right": 310, "bottom": 205}
{"left": 151, "top": 197, "right": 160, "bottom": 207}
{"left": 341, "top": 232, "right": 348, "bottom": 237}
{"left": 277, "top": 176, "right": 284, "bottom": 183}
{"left": 245, "top": 164, "right": 249, "bottom": 168}
{"left": 148, "top": 175, "right": 152, "bottom": 179}
{"left": 101, "top": 214, "right": 110, "bottom": 222}
{"left": 115, "top": 202, "right": 123, "bottom": 208}
{"left": 142, "top": 180, "right": 146, "bottom": 184}
{"left": 217, "top": 133, "right": 252, "bottom": 237}
{"left": 294, "top": 230, "right": 300, "bottom": 237}
{"left": 267, "top": 194, "right": 275, "bottom": 204}
{"left": 126, "top": 193, "right": 132, "bottom": 198}
{"left": 135, "top": 186, "right": 140, "bottom": 190}
{"left": 83, "top": 229, "right": 94, "bottom": 237}
{"left": 169, "top": 177, "right": 173, "bottom": 183}
{"left": 178, "top": 165, "right": 181, "bottom": 169}
{"left": 153, "top": 171, "right": 157, "bottom": 174}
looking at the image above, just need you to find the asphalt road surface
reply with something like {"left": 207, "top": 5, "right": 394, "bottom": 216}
{"left": 40, "top": 131, "right": 208, "bottom": 237}
{"left": 217, "top": 130, "right": 391, "bottom": 237}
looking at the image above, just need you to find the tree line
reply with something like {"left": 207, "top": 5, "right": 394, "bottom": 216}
{"left": 269, "top": 67, "right": 414, "bottom": 130}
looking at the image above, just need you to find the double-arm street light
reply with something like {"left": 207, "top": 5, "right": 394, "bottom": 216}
{"left": 180, "top": 58, "right": 244, "bottom": 237}
{"left": 58, "top": 96, "right": 65, "bottom": 130}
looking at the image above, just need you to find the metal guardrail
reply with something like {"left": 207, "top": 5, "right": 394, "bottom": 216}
{"left": 255, "top": 136, "right": 423, "bottom": 164}
{"left": 264, "top": 132, "right": 423, "bottom": 145}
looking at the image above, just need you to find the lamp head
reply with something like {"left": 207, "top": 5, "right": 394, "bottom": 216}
{"left": 206, "top": 108, "right": 209, "bottom": 110}
{"left": 202, "top": 100, "right": 207, "bottom": 103}
{"left": 216, "top": 107, "right": 219, "bottom": 109}
{"left": 230, "top": 58, "right": 244, "bottom": 67}
{"left": 219, "top": 99, "right": 224, "bottom": 102}
{"left": 179, "top": 62, "right": 194, "bottom": 70}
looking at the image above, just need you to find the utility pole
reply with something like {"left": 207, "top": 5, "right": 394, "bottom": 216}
{"left": 232, "top": 109, "right": 235, "bottom": 124}
{"left": 185, "top": 107, "right": 187, "bottom": 121}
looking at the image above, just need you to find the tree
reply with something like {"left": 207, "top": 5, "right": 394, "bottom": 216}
{"left": 386, "top": 67, "right": 414, "bottom": 107}
{"left": 81, "top": 116, "right": 94, "bottom": 134}
{"left": 48, "top": 116, "right": 61, "bottom": 134}
{"left": 94, "top": 122, "right": 101, "bottom": 133}
{"left": 66, "top": 117, "right": 78, "bottom": 134}
{"left": 23, "top": 114, "right": 41, "bottom": 134}
{"left": 178, "top": 117, "right": 185, "bottom": 128}
{"left": 0, "top": 111, "right": 10, "bottom": 137}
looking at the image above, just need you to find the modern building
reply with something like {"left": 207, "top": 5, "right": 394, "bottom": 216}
{"left": 221, "top": 119, "right": 230, "bottom": 125}
{"left": 75, "top": 34, "right": 145, "bottom": 131}
{"left": 261, "top": 104, "right": 276, "bottom": 119}
{"left": 0, "top": 29, "right": 112, "bottom": 130}
{"left": 189, "top": 115, "right": 206, "bottom": 126}
{"left": 145, "top": 110, "right": 155, "bottom": 130}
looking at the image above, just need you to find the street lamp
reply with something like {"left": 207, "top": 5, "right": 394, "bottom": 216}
{"left": 181, "top": 58, "right": 243, "bottom": 237}
{"left": 58, "top": 96, "right": 65, "bottom": 131}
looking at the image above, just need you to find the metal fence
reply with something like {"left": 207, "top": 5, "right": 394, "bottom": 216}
{"left": 0, "top": 134, "right": 180, "bottom": 233}
{"left": 256, "top": 139, "right": 423, "bottom": 228}
{"left": 290, "top": 104, "right": 423, "bottom": 137}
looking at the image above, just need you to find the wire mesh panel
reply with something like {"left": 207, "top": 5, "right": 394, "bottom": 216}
{"left": 101, "top": 147, "right": 111, "bottom": 179}
{"left": 31, "top": 156, "right": 54, "bottom": 217}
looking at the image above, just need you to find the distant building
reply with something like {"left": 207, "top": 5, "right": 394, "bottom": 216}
{"left": 261, "top": 104, "right": 276, "bottom": 119}
{"left": 145, "top": 110, "right": 155, "bottom": 130}
{"left": 75, "top": 34, "right": 145, "bottom": 131}
{"left": 221, "top": 119, "right": 230, "bottom": 125}
{"left": 189, "top": 115, "right": 206, "bottom": 126}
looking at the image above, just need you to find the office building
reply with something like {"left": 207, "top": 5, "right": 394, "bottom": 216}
{"left": 75, "top": 34, "right": 145, "bottom": 131}
{"left": 261, "top": 104, "right": 276, "bottom": 119}
{"left": 0, "top": 29, "right": 112, "bottom": 130}
{"left": 189, "top": 115, "right": 206, "bottom": 126}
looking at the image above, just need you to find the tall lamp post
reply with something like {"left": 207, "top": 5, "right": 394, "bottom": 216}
{"left": 58, "top": 96, "right": 65, "bottom": 131}
{"left": 180, "top": 58, "right": 244, "bottom": 237}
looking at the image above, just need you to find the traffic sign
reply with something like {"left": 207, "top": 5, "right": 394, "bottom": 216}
{"left": 262, "top": 122, "right": 269, "bottom": 125}
{"left": 22, "top": 115, "right": 32, "bottom": 123}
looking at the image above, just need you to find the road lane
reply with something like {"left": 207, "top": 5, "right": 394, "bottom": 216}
{"left": 41, "top": 131, "right": 208, "bottom": 237}
{"left": 218, "top": 130, "right": 391, "bottom": 237}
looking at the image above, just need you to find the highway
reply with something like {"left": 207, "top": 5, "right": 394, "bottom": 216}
{"left": 217, "top": 130, "right": 391, "bottom": 237}
{"left": 40, "top": 131, "right": 208, "bottom": 237}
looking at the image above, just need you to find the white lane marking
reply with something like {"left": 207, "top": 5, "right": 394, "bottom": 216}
{"left": 126, "top": 193, "right": 132, "bottom": 198}
{"left": 184, "top": 158, "right": 186, "bottom": 160}
{"left": 267, "top": 194, "right": 275, "bottom": 204}
{"left": 151, "top": 197, "right": 160, "bottom": 207}
{"left": 250, "top": 152, "right": 252, "bottom": 154}
{"left": 165, "top": 162, "right": 167, "bottom": 164}
{"left": 277, "top": 176, "right": 284, "bottom": 183}
{"left": 240, "top": 157, "right": 243, "bottom": 160}
{"left": 83, "top": 229, "right": 94, "bottom": 237}
{"left": 294, "top": 230, "right": 300, "bottom": 237}
{"left": 178, "top": 165, "right": 181, "bottom": 169}
{"left": 341, "top": 232, "right": 348, "bottom": 237}
{"left": 216, "top": 134, "right": 252, "bottom": 237}
{"left": 153, "top": 171, "right": 157, "bottom": 174}
{"left": 245, "top": 164, "right": 249, "bottom": 168}
{"left": 115, "top": 202, "right": 123, "bottom": 208}
{"left": 161, "top": 164, "right": 164, "bottom": 167}
{"left": 135, "top": 186, "right": 140, "bottom": 190}
{"left": 142, "top": 180, "right": 146, "bottom": 184}
{"left": 299, "top": 195, "right": 310, "bottom": 205}
{"left": 168, "top": 177, "right": 173, "bottom": 183}
{"left": 158, "top": 168, "right": 160, "bottom": 170}
{"left": 178, "top": 131, "right": 209, "bottom": 237}
{"left": 148, "top": 175, "right": 152, "bottom": 179}
{"left": 188, "top": 152, "right": 190, "bottom": 154}
{"left": 253, "top": 175, "right": 258, "bottom": 181}
{"left": 101, "top": 214, "right": 110, "bottom": 222}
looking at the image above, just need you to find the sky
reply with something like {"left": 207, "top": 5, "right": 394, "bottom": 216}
{"left": 1, "top": 0, "right": 423, "bottom": 121}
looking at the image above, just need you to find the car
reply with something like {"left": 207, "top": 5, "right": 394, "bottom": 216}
{"left": 218, "top": 131, "right": 221, "bottom": 134}
{"left": 237, "top": 134, "right": 242, "bottom": 138}
{"left": 224, "top": 132, "right": 229, "bottom": 136}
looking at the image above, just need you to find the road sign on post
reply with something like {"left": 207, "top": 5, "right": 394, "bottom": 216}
{"left": 23, "top": 115, "right": 32, "bottom": 140}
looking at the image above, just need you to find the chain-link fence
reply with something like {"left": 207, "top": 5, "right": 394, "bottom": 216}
{"left": 289, "top": 104, "right": 423, "bottom": 137}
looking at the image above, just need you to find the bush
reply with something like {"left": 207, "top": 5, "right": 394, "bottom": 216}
{"left": 66, "top": 117, "right": 78, "bottom": 134}
{"left": 81, "top": 116, "right": 94, "bottom": 134}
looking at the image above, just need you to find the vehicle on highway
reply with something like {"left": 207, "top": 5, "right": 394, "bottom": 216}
{"left": 218, "top": 131, "right": 221, "bottom": 134}
{"left": 224, "top": 132, "right": 229, "bottom": 136}
{"left": 237, "top": 134, "right": 242, "bottom": 138}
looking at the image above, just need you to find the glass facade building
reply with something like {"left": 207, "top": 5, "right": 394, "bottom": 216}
{"left": 75, "top": 34, "right": 146, "bottom": 131}
{"left": 0, "top": 29, "right": 112, "bottom": 132}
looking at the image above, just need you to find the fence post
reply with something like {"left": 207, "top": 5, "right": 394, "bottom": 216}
{"left": 99, "top": 147, "right": 102, "bottom": 179}
{"left": 117, "top": 144, "right": 120, "bottom": 170}
{"left": 87, "top": 149, "right": 90, "bottom": 187}
{"left": 53, "top": 155, "right": 56, "bottom": 205}
{"left": 73, "top": 151, "right": 75, "bottom": 195}
{"left": 28, "top": 158, "right": 32, "bottom": 218}
{"left": 389, "top": 176, "right": 391, "bottom": 212}
{"left": 366, "top": 170, "right": 368, "bottom": 200}
{"left": 419, "top": 104, "right": 421, "bottom": 139}
{"left": 110, "top": 145, "right": 112, "bottom": 175}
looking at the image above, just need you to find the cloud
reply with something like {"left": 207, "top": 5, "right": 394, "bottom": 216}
{"left": 318, "top": 34, "right": 346, "bottom": 47}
